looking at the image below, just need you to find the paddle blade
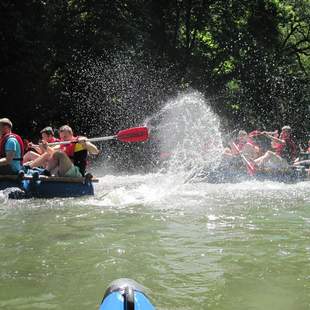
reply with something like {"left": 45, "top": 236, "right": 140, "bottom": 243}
{"left": 232, "top": 142, "right": 256, "bottom": 176}
{"left": 116, "top": 127, "right": 149, "bottom": 143}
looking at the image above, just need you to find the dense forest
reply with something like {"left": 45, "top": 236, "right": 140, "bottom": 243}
{"left": 0, "top": 0, "right": 309, "bottom": 142}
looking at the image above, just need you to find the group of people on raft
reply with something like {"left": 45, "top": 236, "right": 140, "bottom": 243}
{"left": 223, "top": 125, "right": 310, "bottom": 175}
{"left": 1, "top": 116, "right": 309, "bottom": 179}
{"left": 0, "top": 117, "right": 99, "bottom": 178}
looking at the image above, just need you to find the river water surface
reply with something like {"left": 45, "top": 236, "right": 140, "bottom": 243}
{"left": 0, "top": 173, "right": 309, "bottom": 310}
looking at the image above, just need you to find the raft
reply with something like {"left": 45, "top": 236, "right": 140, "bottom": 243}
{"left": 0, "top": 173, "right": 98, "bottom": 199}
{"left": 200, "top": 165, "right": 310, "bottom": 184}
{"left": 99, "top": 278, "right": 155, "bottom": 310}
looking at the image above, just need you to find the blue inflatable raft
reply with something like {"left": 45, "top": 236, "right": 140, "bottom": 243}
{"left": 99, "top": 278, "right": 155, "bottom": 310}
{"left": 0, "top": 173, "right": 97, "bottom": 199}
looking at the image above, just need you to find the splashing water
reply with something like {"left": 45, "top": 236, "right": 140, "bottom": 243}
{"left": 89, "top": 91, "right": 225, "bottom": 207}
{"left": 147, "top": 91, "right": 224, "bottom": 180}
{"left": 65, "top": 91, "right": 226, "bottom": 208}
{"left": 67, "top": 52, "right": 178, "bottom": 137}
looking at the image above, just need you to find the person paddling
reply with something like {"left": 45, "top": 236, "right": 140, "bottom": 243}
{"left": 27, "top": 125, "right": 99, "bottom": 177}
{"left": 223, "top": 130, "right": 260, "bottom": 161}
{"left": 0, "top": 118, "right": 24, "bottom": 175}
{"left": 51, "top": 125, "right": 99, "bottom": 177}
{"left": 273, "top": 126, "right": 297, "bottom": 163}
{"left": 254, "top": 126, "right": 297, "bottom": 170}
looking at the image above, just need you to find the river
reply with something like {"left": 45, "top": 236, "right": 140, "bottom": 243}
{"left": 0, "top": 173, "right": 309, "bottom": 310}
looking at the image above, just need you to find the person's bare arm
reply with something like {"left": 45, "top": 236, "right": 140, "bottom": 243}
{"left": 28, "top": 142, "right": 43, "bottom": 154}
{"left": 262, "top": 132, "right": 285, "bottom": 144}
{"left": 39, "top": 141, "right": 59, "bottom": 156}
{"left": 0, "top": 151, "right": 15, "bottom": 166}
{"left": 78, "top": 137, "right": 99, "bottom": 155}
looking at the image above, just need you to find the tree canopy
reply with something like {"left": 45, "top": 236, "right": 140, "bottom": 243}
{"left": 0, "top": 0, "right": 309, "bottom": 140}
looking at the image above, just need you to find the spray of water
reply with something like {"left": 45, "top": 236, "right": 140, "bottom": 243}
{"left": 147, "top": 91, "right": 224, "bottom": 181}
{"left": 80, "top": 91, "right": 226, "bottom": 208}
{"left": 66, "top": 51, "right": 178, "bottom": 137}
{"left": 63, "top": 51, "right": 180, "bottom": 172}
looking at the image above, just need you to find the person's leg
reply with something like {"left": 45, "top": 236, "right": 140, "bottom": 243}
{"left": 254, "top": 154, "right": 264, "bottom": 166}
{"left": 261, "top": 152, "right": 288, "bottom": 169}
{"left": 25, "top": 152, "right": 51, "bottom": 168}
{"left": 254, "top": 151, "right": 274, "bottom": 167}
{"left": 23, "top": 151, "right": 40, "bottom": 163}
{"left": 49, "top": 151, "right": 73, "bottom": 177}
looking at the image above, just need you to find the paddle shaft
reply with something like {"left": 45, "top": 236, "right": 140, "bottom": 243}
{"left": 31, "top": 126, "right": 149, "bottom": 147}
{"left": 47, "top": 136, "right": 116, "bottom": 146}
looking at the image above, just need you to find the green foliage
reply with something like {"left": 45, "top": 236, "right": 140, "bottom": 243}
{"left": 0, "top": 0, "right": 309, "bottom": 140}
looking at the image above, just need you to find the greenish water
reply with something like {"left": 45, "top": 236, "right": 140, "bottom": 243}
{"left": 0, "top": 175, "right": 309, "bottom": 310}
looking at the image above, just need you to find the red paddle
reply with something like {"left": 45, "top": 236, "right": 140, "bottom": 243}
{"left": 47, "top": 127, "right": 149, "bottom": 146}
{"left": 116, "top": 127, "right": 149, "bottom": 143}
{"left": 231, "top": 142, "right": 256, "bottom": 176}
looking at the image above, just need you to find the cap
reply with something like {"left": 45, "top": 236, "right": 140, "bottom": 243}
{"left": 0, "top": 118, "right": 13, "bottom": 128}
{"left": 40, "top": 126, "right": 54, "bottom": 135}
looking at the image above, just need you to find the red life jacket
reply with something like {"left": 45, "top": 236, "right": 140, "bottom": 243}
{"left": 0, "top": 133, "right": 25, "bottom": 164}
{"left": 275, "top": 138, "right": 297, "bottom": 163}
{"left": 60, "top": 137, "right": 88, "bottom": 176}
{"left": 60, "top": 137, "right": 77, "bottom": 159}
{"left": 47, "top": 137, "right": 60, "bottom": 143}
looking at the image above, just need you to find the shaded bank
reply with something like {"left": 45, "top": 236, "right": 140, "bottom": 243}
{"left": 0, "top": 0, "right": 309, "bottom": 143}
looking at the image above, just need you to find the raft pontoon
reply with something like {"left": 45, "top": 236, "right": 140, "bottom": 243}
{"left": 0, "top": 173, "right": 98, "bottom": 199}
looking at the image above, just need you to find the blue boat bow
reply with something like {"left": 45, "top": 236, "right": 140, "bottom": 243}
{"left": 99, "top": 278, "right": 155, "bottom": 310}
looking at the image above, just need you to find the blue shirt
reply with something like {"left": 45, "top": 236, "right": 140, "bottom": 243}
{"left": 5, "top": 137, "right": 22, "bottom": 172}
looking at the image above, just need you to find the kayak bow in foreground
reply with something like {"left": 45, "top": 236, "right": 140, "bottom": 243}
{"left": 99, "top": 278, "right": 155, "bottom": 310}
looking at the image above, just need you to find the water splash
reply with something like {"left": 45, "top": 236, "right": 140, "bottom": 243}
{"left": 75, "top": 91, "right": 226, "bottom": 209}
{"left": 63, "top": 51, "right": 179, "bottom": 171}
{"left": 67, "top": 52, "right": 177, "bottom": 137}
{"left": 147, "top": 91, "right": 224, "bottom": 180}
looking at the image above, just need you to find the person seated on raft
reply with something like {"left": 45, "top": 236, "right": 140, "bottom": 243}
{"left": 248, "top": 129, "right": 279, "bottom": 156}
{"left": 306, "top": 139, "right": 310, "bottom": 153}
{"left": 26, "top": 125, "right": 99, "bottom": 177}
{"left": 223, "top": 130, "right": 260, "bottom": 162}
{"left": 0, "top": 118, "right": 24, "bottom": 175}
{"left": 254, "top": 126, "right": 297, "bottom": 170}
{"left": 293, "top": 139, "right": 310, "bottom": 168}
{"left": 23, "top": 126, "right": 59, "bottom": 164}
